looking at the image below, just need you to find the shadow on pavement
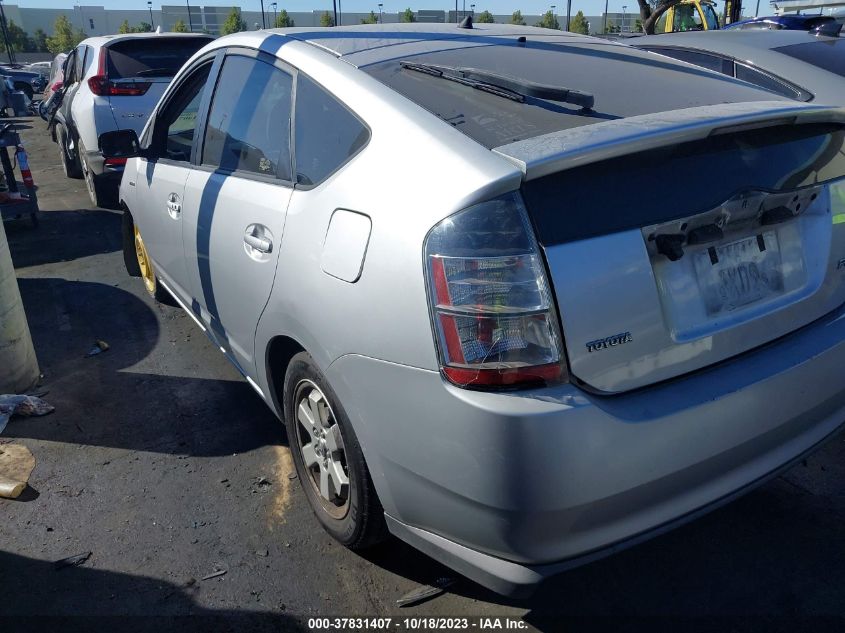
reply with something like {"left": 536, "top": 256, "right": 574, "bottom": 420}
{"left": 8, "top": 277, "right": 285, "bottom": 458}
{"left": 0, "top": 550, "right": 308, "bottom": 630}
{"left": 5, "top": 209, "right": 122, "bottom": 269}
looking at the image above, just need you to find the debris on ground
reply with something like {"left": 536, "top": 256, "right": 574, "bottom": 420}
{"left": 396, "top": 577, "right": 456, "bottom": 608}
{"left": 0, "top": 443, "right": 35, "bottom": 499}
{"left": 287, "top": 472, "right": 298, "bottom": 480}
{"left": 201, "top": 568, "right": 227, "bottom": 581}
{"left": 0, "top": 394, "right": 54, "bottom": 434}
{"left": 85, "top": 340, "right": 110, "bottom": 357}
{"left": 54, "top": 551, "right": 92, "bottom": 570}
{"left": 256, "top": 548, "right": 269, "bottom": 557}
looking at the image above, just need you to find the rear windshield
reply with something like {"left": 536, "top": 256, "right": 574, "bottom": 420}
{"left": 363, "top": 40, "right": 787, "bottom": 148}
{"left": 774, "top": 39, "right": 845, "bottom": 78}
{"left": 522, "top": 123, "right": 845, "bottom": 246}
{"left": 106, "top": 37, "right": 212, "bottom": 79}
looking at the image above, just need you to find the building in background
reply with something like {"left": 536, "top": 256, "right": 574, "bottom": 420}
{"left": 0, "top": 4, "right": 617, "bottom": 38}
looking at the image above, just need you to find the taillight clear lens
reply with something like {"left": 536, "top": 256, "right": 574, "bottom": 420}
{"left": 425, "top": 192, "right": 567, "bottom": 388}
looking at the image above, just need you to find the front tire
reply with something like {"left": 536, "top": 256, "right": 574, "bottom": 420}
{"left": 284, "top": 352, "right": 386, "bottom": 550}
{"left": 130, "top": 218, "right": 170, "bottom": 303}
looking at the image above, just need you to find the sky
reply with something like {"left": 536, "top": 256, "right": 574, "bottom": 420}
{"left": 10, "top": 0, "right": 728, "bottom": 18}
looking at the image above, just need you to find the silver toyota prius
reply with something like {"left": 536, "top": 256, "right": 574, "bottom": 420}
{"left": 101, "top": 23, "right": 845, "bottom": 596}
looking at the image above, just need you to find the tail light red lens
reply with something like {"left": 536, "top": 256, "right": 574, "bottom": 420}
{"left": 88, "top": 75, "right": 151, "bottom": 96}
{"left": 424, "top": 192, "right": 567, "bottom": 389}
{"left": 104, "top": 157, "right": 127, "bottom": 167}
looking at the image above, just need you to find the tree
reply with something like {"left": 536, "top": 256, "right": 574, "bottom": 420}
{"left": 173, "top": 19, "right": 189, "bottom": 33}
{"left": 118, "top": 19, "right": 132, "bottom": 34}
{"left": 569, "top": 10, "right": 589, "bottom": 34}
{"left": 320, "top": 11, "right": 335, "bottom": 27}
{"left": 137, "top": 21, "right": 153, "bottom": 32}
{"left": 33, "top": 28, "right": 48, "bottom": 53}
{"left": 221, "top": 7, "right": 247, "bottom": 34}
{"left": 476, "top": 10, "right": 495, "bottom": 23}
{"left": 637, "top": 0, "right": 684, "bottom": 34}
{"left": 361, "top": 11, "right": 379, "bottom": 24}
{"left": 536, "top": 10, "right": 559, "bottom": 29}
{"left": 400, "top": 8, "right": 415, "bottom": 22}
{"left": 274, "top": 9, "right": 294, "bottom": 27}
{"left": 509, "top": 10, "right": 526, "bottom": 25}
{"left": 0, "top": 20, "right": 32, "bottom": 52}
{"left": 46, "top": 15, "right": 85, "bottom": 54}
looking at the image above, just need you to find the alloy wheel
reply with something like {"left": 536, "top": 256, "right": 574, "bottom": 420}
{"left": 293, "top": 379, "right": 350, "bottom": 519}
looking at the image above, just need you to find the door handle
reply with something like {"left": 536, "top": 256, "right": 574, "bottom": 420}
{"left": 244, "top": 232, "right": 272, "bottom": 253}
{"left": 166, "top": 193, "right": 181, "bottom": 219}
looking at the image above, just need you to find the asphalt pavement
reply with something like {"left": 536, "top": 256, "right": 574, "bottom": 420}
{"left": 1, "top": 117, "right": 844, "bottom": 632}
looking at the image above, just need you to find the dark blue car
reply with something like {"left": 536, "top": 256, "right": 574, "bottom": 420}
{"left": 724, "top": 14, "right": 836, "bottom": 31}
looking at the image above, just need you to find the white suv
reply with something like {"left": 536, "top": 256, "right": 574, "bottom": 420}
{"left": 52, "top": 32, "right": 211, "bottom": 208}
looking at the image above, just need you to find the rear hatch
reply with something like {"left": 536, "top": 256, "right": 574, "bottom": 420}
{"left": 498, "top": 102, "right": 845, "bottom": 393}
{"left": 104, "top": 36, "right": 212, "bottom": 135}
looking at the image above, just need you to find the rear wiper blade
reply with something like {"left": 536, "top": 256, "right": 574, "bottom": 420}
{"left": 399, "top": 60, "right": 594, "bottom": 110}
{"left": 134, "top": 68, "right": 176, "bottom": 77}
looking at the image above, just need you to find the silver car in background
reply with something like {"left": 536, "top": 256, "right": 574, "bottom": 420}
{"left": 102, "top": 24, "right": 845, "bottom": 596}
{"left": 632, "top": 30, "right": 845, "bottom": 103}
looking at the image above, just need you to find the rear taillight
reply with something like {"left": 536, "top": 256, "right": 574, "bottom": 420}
{"left": 424, "top": 192, "right": 567, "bottom": 389}
{"left": 104, "top": 157, "right": 127, "bottom": 167}
{"left": 88, "top": 75, "right": 150, "bottom": 96}
{"left": 87, "top": 47, "right": 149, "bottom": 96}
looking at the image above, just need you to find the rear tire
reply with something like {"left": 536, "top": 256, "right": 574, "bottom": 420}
{"left": 56, "top": 124, "right": 82, "bottom": 179}
{"left": 81, "top": 153, "right": 117, "bottom": 209}
{"left": 284, "top": 352, "right": 387, "bottom": 550}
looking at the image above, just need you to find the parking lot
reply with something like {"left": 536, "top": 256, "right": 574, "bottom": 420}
{"left": 2, "top": 116, "right": 845, "bottom": 630}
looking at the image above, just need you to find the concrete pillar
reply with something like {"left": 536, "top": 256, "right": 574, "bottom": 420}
{"left": 0, "top": 219, "right": 38, "bottom": 393}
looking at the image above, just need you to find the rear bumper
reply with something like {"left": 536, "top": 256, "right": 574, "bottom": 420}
{"left": 325, "top": 303, "right": 845, "bottom": 595}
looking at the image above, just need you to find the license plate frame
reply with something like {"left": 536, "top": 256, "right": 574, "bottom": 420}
{"left": 693, "top": 231, "right": 785, "bottom": 316}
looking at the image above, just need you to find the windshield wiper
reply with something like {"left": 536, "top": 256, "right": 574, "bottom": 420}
{"left": 134, "top": 68, "right": 176, "bottom": 77}
{"left": 399, "top": 60, "right": 594, "bottom": 110}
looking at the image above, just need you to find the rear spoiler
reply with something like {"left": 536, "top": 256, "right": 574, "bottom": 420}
{"left": 812, "top": 21, "right": 843, "bottom": 37}
{"left": 493, "top": 101, "right": 845, "bottom": 181}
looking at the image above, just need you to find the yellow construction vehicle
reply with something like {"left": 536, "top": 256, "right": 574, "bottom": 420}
{"left": 655, "top": 0, "right": 722, "bottom": 33}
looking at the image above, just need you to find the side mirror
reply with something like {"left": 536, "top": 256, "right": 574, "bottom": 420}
{"left": 99, "top": 129, "right": 141, "bottom": 159}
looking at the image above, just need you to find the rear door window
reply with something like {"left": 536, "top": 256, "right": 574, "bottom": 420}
{"left": 106, "top": 37, "right": 211, "bottom": 80}
{"left": 202, "top": 54, "right": 293, "bottom": 180}
{"left": 293, "top": 75, "right": 369, "bottom": 186}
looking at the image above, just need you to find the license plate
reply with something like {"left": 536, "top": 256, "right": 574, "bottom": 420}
{"left": 693, "top": 232, "right": 785, "bottom": 316}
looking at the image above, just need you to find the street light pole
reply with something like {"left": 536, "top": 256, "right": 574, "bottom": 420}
{"left": 566, "top": 0, "right": 571, "bottom": 31}
{"left": 622, "top": 4, "right": 627, "bottom": 32}
{"left": 0, "top": 0, "right": 15, "bottom": 64}
{"left": 260, "top": 0, "right": 266, "bottom": 27}
{"left": 185, "top": 0, "right": 193, "bottom": 32}
{"left": 332, "top": 0, "right": 337, "bottom": 26}
{"left": 603, "top": 0, "right": 608, "bottom": 33}
{"left": 272, "top": 2, "right": 277, "bottom": 25}
{"left": 550, "top": 4, "right": 556, "bottom": 28}
{"left": 148, "top": 1, "right": 155, "bottom": 29}
{"left": 378, "top": 2, "right": 383, "bottom": 23}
